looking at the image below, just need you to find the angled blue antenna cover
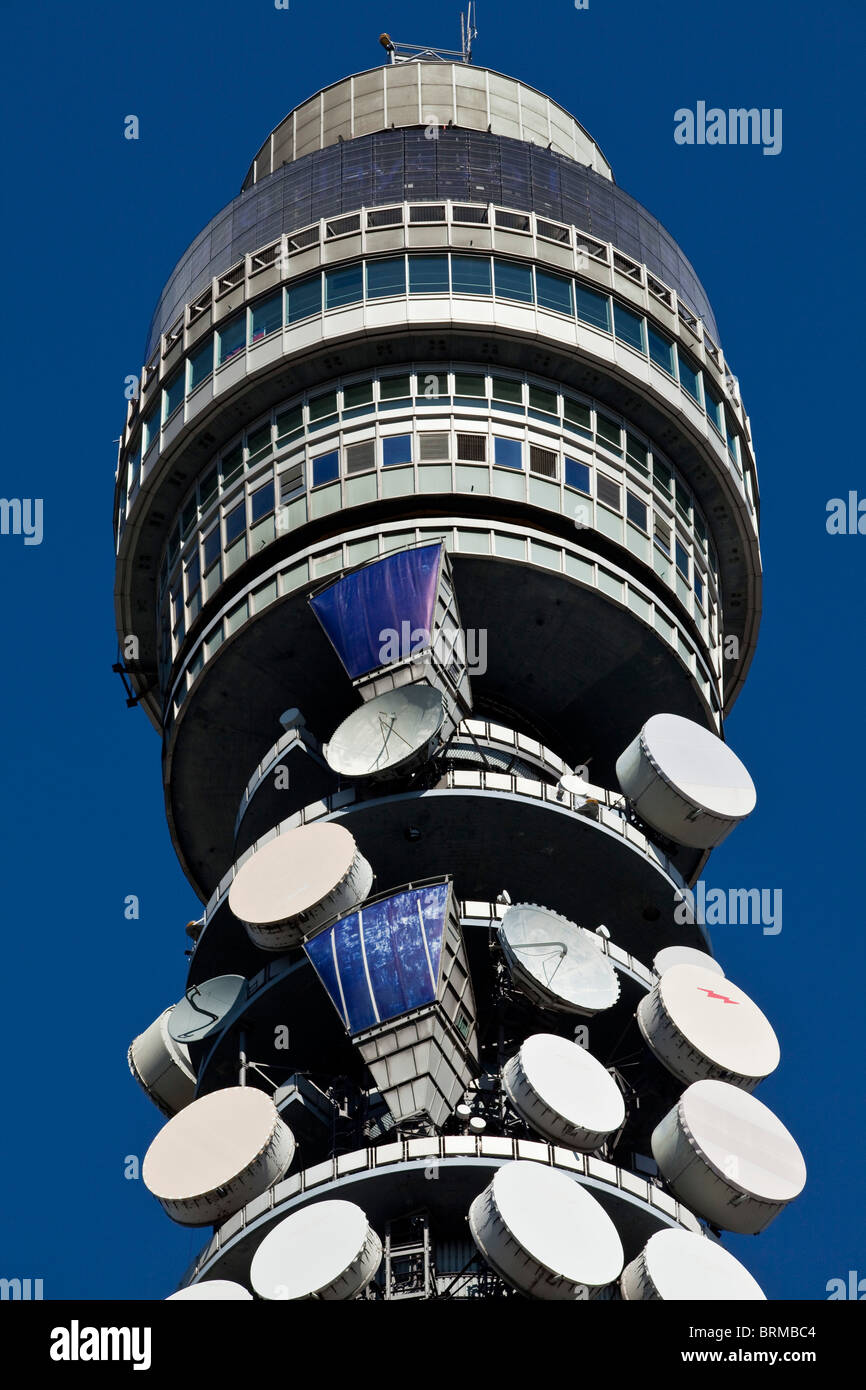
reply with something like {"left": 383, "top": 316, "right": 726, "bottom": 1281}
{"left": 309, "top": 543, "right": 442, "bottom": 679}
{"left": 305, "top": 882, "right": 450, "bottom": 1034}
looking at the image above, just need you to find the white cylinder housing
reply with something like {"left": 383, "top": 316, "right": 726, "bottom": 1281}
{"left": 502, "top": 1033, "right": 625, "bottom": 1151}
{"left": 250, "top": 1200, "right": 382, "bottom": 1300}
{"left": 128, "top": 1007, "right": 197, "bottom": 1117}
{"left": 620, "top": 1229, "right": 766, "bottom": 1300}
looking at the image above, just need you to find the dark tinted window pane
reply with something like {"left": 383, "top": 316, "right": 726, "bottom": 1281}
{"left": 382, "top": 434, "right": 412, "bottom": 467}
{"left": 675, "top": 539, "right": 690, "bottom": 577}
{"left": 203, "top": 527, "right": 220, "bottom": 570}
{"left": 678, "top": 352, "right": 701, "bottom": 402}
{"left": 653, "top": 459, "right": 672, "bottom": 496}
{"left": 529, "top": 385, "right": 558, "bottom": 415}
{"left": 626, "top": 435, "right": 649, "bottom": 473}
{"left": 366, "top": 258, "right": 406, "bottom": 299}
{"left": 221, "top": 445, "right": 243, "bottom": 485}
{"left": 494, "top": 437, "right": 522, "bottom": 469}
{"left": 310, "top": 391, "right": 338, "bottom": 421}
{"left": 247, "top": 424, "right": 271, "bottom": 460}
{"left": 276, "top": 405, "right": 303, "bottom": 438}
{"left": 325, "top": 264, "right": 363, "bottom": 309}
{"left": 188, "top": 338, "right": 213, "bottom": 390}
{"left": 575, "top": 285, "right": 610, "bottom": 331}
{"left": 312, "top": 450, "right": 340, "bottom": 486}
{"left": 454, "top": 373, "right": 485, "bottom": 397}
{"left": 165, "top": 370, "right": 184, "bottom": 419}
{"left": 287, "top": 275, "right": 321, "bottom": 322}
{"left": 408, "top": 256, "right": 449, "bottom": 292}
{"left": 596, "top": 414, "right": 622, "bottom": 454}
{"left": 344, "top": 380, "right": 374, "bottom": 408}
{"left": 218, "top": 315, "right": 246, "bottom": 365}
{"left": 380, "top": 375, "right": 411, "bottom": 400}
{"left": 494, "top": 259, "right": 533, "bottom": 302}
{"left": 224, "top": 502, "right": 246, "bottom": 544}
{"left": 565, "top": 457, "right": 590, "bottom": 493}
{"left": 564, "top": 397, "right": 592, "bottom": 434}
{"left": 250, "top": 293, "right": 282, "bottom": 342}
{"left": 185, "top": 552, "right": 200, "bottom": 596}
{"left": 648, "top": 324, "right": 675, "bottom": 375}
{"left": 705, "top": 383, "right": 724, "bottom": 433}
{"left": 250, "top": 483, "right": 274, "bottom": 521}
{"left": 536, "top": 269, "right": 573, "bottom": 315}
{"left": 451, "top": 256, "right": 492, "bottom": 294}
{"left": 613, "top": 303, "right": 645, "bottom": 352}
{"left": 200, "top": 467, "right": 218, "bottom": 508}
{"left": 181, "top": 498, "right": 197, "bottom": 536}
{"left": 144, "top": 407, "right": 160, "bottom": 453}
{"left": 627, "top": 492, "right": 648, "bottom": 530}
{"left": 491, "top": 376, "right": 522, "bottom": 403}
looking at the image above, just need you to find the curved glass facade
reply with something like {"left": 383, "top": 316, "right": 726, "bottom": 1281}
{"left": 145, "top": 129, "right": 719, "bottom": 357}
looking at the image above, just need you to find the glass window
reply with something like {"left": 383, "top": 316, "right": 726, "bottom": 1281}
{"left": 185, "top": 552, "right": 201, "bottom": 597}
{"left": 626, "top": 435, "right": 649, "bottom": 476}
{"left": 454, "top": 373, "right": 486, "bottom": 398}
{"left": 203, "top": 526, "right": 220, "bottom": 571}
{"left": 247, "top": 423, "right": 271, "bottom": 462}
{"left": 694, "top": 571, "right": 705, "bottom": 606}
{"left": 276, "top": 404, "right": 303, "bottom": 440}
{"left": 491, "top": 376, "right": 522, "bottom": 404}
{"left": 676, "top": 483, "right": 692, "bottom": 523}
{"left": 648, "top": 324, "right": 675, "bottom": 375}
{"left": 529, "top": 445, "right": 557, "bottom": 479}
{"left": 309, "top": 391, "right": 338, "bottom": 422}
{"left": 494, "top": 259, "right": 533, "bottom": 303}
{"left": 382, "top": 435, "right": 412, "bottom": 467}
{"left": 143, "top": 406, "right": 160, "bottom": 454}
{"left": 694, "top": 512, "right": 707, "bottom": 546}
{"left": 224, "top": 502, "right": 246, "bottom": 545}
{"left": 653, "top": 461, "right": 672, "bottom": 500}
{"left": 168, "top": 525, "right": 180, "bottom": 566}
{"left": 451, "top": 256, "right": 492, "bottom": 295}
{"left": 564, "top": 397, "right": 592, "bottom": 436}
{"left": 565, "top": 457, "right": 591, "bottom": 493}
{"left": 705, "top": 383, "right": 724, "bottom": 434}
{"left": 380, "top": 375, "right": 411, "bottom": 401}
{"left": 311, "top": 451, "right": 339, "bottom": 486}
{"left": 344, "top": 380, "right": 373, "bottom": 408}
{"left": 287, "top": 275, "right": 321, "bottom": 323}
{"left": 218, "top": 315, "right": 246, "bottom": 365}
{"left": 250, "top": 293, "right": 282, "bottom": 342}
{"left": 529, "top": 385, "right": 558, "bottom": 416}
{"left": 200, "top": 467, "right": 218, "bottom": 509}
{"left": 575, "top": 285, "right": 610, "bottom": 331}
{"left": 678, "top": 352, "right": 702, "bottom": 403}
{"left": 536, "top": 269, "right": 573, "bottom": 315}
{"left": 408, "top": 257, "right": 449, "bottom": 293}
{"left": 164, "top": 370, "right": 184, "bottom": 420}
{"left": 250, "top": 482, "right": 274, "bottom": 522}
{"left": 494, "top": 437, "right": 522, "bottom": 470}
{"left": 613, "top": 303, "right": 645, "bottom": 353}
{"left": 654, "top": 514, "right": 671, "bottom": 554}
{"left": 366, "top": 258, "right": 406, "bottom": 299}
{"left": 596, "top": 414, "right": 623, "bottom": 455}
{"left": 181, "top": 498, "right": 197, "bottom": 537}
{"left": 627, "top": 492, "right": 648, "bottom": 531}
{"left": 345, "top": 440, "right": 376, "bottom": 473}
{"left": 188, "top": 338, "right": 213, "bottom": 391}
{"left": 221, "top": 444, "right": 243, "bottom": 486}
{"left": 597, "top": 475, "right": 621, "bottom": 511}
{"left": 325, "top": 264, "right": 363, "bottom": 309}
{"left": 675, "top": 538, "right": 690, "bottom": 578}
{"left": 128, "top": 444, "right": 141, "bottom": 483}
{"left": 725, "top": 415, "right": 739, "bottom": 466}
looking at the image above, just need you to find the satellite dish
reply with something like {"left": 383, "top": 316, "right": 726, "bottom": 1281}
{"left": 498, "top": 904, "right": 620, "bottom": 1015}
{"left": 166, "top": 1280, "right": 253, "bottom": 1301}
{"left": 652, "top": 1079, "right": 806, "bottom": 1234}
{"left": 324, "top": 683, "right": 446, "bottom": 780}
{"left": 250, "top": 1200, "right": 383, "bottom": 1300}
{"left": 502, "top": 1034, "right": 625, "bottom": 1151}
{"left": 142, "top": 1087, "right": 295, "bottom": 1226}
{"left": 229, "top": 824, "right": 373, "bottom": 951}
{"left": 468, "top": 1161, "right": 624, "bottom": 1299}
{"left": 616, "top": 713, "right": 756, "bottom": 848}
{"left": 620, "top": 1229, "right": 766, "bottom": 1301}
{"left": 128, "top": 1007, "right": 196, "bottom": 1117}
{"left": 653, "top": 945, "right": 724, "bottom": 978}
{"left": 167, "top": 975, "right": 247, "bottom": 1046}
{"left": 637, "top": 964, "right": 780, "bottom": 1090}
{"left": 559, "top": 772, "right": 591, "bottom": 796}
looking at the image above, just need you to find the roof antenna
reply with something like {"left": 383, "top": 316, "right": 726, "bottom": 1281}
{"left": 378, "top": 7, "right": 477, "bottom": 65}
{"left": 461, "top": 4, "right": 478, "bottom": 64}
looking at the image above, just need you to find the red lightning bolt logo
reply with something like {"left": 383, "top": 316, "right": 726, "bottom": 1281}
{"left": 697, "top": 987, "right": 739, "bottom": 1005}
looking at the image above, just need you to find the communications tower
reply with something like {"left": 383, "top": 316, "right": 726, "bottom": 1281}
{"left": 118, "top": 22, "right": 804, "bottom": 1300}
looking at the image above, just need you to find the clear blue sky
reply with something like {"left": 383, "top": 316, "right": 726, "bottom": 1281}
{"left": 0, "top": 0, "right": 862, "bottom": 1300}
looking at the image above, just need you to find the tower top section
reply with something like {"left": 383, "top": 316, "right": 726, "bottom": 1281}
{"left": 241, "top": 61, "right": 613, "bottom": 192}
